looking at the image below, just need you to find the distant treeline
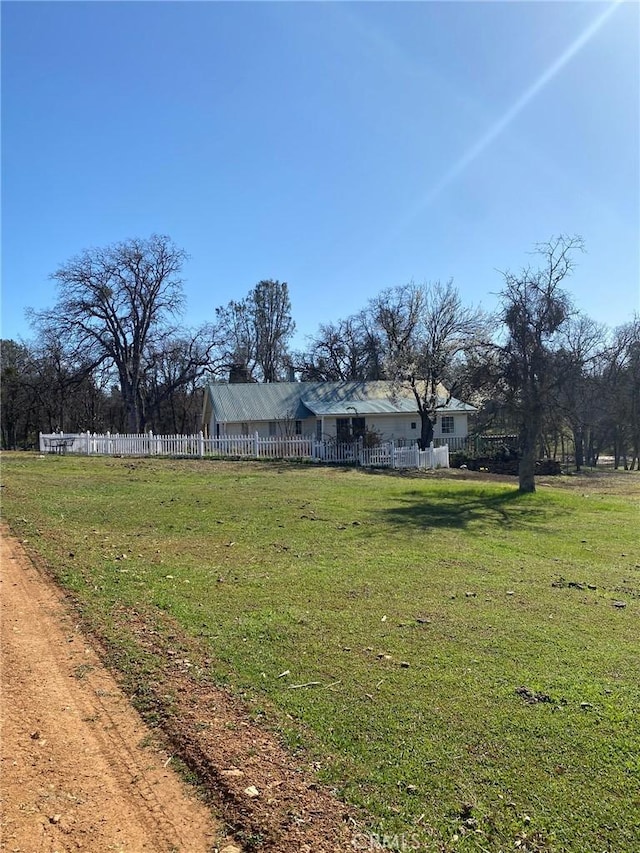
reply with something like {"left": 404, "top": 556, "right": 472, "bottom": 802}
{"left": 2, "top": 234, "right": 638, "bottom": 481}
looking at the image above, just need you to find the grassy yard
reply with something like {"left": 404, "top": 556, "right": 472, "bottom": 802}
{"left": 1, "top": 453, "right": 638, "bottom": 852}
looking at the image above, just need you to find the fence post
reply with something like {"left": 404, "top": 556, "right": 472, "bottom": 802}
{"left": 198, "top": 431, "right": 204, "bottom": 458}
{"left": 254, "top": 431, "right": 259, "bottom": 457}
{"left": 38, "top": 433, "right": 44, "bottom": 452}
{"left": 86, "top": 431, "right": 91, "bottom": 455}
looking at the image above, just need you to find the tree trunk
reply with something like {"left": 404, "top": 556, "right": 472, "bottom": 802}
{"left": 518, "top": 447, "right": 536, "bottom": 492}
{"left": 122, "top": 385, "right": 140, "bottom": 433}
{"left": 573, "top": 427, "right": 584, "bottom": 472}
{"left": 418, "top": 412, "right": 434, "bottom": 450}
{"left": 518, "top": 421, "right": 539, "bottom": 493}
{"left": 613, "top": 430, "right": 620, "bottom": 470}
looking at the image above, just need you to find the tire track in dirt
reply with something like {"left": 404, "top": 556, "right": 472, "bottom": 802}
{"left": 0, "top": 527, "right": 231, "bottom": 853}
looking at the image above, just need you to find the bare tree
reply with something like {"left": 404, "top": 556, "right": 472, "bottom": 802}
{"left": 29, "top": 235, "right": 214, "bottom": 432}
{"left": 214, "top": 297, "right": 256, "bottom": 382}
{"left": 371, "top": 280, "right": 486, "bottom": 449}
{"left": 496, "top": 235, "right": 583, "bottom": 492}
{"left": 1, "top": 336, "right": 115, "bottom": 446}
{"left": 555, "top": 314, "right": 608, "bottom": 470}
{"left": 253, "top": 280, "right": 295, "bottom": 382}
{"left": 601, "top": 317, "right": 640, "bottom": 469}
{"left": 1, "top": 340, "right": 34, "bottom": 448}
{"left": 297, "top": 313, "right": 383, "bottom": 381}
{"left": 142, "top": 333, "right": 222, "bottom": 433}
{"left": 216, "top": 279, "right": 295, "bottom": 382}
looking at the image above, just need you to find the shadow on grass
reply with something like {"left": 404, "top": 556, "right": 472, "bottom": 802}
{"left": 378, "top": 486, "right": 563, "bottom": 531}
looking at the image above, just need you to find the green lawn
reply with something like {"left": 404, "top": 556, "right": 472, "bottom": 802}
{"left": 2, "top": 453, "right": 638, "bottom": 852}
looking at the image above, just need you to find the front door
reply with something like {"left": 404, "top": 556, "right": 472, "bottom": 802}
{"left": 336, "top": 418, "right": 350, "bottom": 442}
{"left": 352, "top": 417, "right": 366, "bottom": 440}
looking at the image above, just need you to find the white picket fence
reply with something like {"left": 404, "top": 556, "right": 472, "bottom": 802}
{"left": 39, "top": 431, "right": 449, "bottom": 470}
{"left": 359, "top": 443, "right": 449, "bottom": 470}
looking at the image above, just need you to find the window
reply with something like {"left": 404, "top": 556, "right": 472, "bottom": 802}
{"left": 241, "top": 422, "right": 249, "bottom": 436}
{"left": 441, "top": 416, "right": 455, "bottom": 435}
{"left": 268, "top": 421, "right": 277, "bottom": 437}
{"left": 411, "top": 422, "right": 416, "bottom": 430}
{"left": 295, "top": 420, "right": 303, "bottom": 435}
{"left": 316, "top": 420, "right": 322, "bottom": 441}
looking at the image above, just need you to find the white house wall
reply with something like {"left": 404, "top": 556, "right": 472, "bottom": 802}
{"left": 436, "top": 412, "right": 468, "bottom": 440}
{"left": 209, "top": 413, "right": 468, "bottom": 442}
{"left": 351, "top": 413, "right": 468, "bottom": 442}
{"left": 214, "top": 419, "right": 317, "bottom": 439}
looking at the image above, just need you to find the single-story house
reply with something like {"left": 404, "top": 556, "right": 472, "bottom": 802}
{"left": 202, "top": 380, "right": 475, "bottom": 445}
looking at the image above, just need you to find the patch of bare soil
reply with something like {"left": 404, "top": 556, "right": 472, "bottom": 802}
{"left": 102, "top": 608, "right": 360, "bottom": 851}
{"left": 539, "top": 467, "right": 640, "bottom": 496}
{"left": 0, "top": 529, "right": 360, "bottom": 852}
{"left": 0, "top": 529, "right": 228, "bottom": 852}
{"left": 399, "top": 465, "right": 640, "bottom": 495}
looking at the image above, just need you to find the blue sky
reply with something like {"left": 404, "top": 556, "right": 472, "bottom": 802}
{"left": 2, "top": 0, "right": 638, "bottom": 351}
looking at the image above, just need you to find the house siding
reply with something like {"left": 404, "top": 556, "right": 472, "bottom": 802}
{"left": 210, "top": 413, "right": 469, "bottom": 444}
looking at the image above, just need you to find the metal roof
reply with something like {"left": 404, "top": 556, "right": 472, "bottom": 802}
{"left": 205, "top": 381, "right": 476, "bottom": 423}
{"left": 204, "top": 382, "right": 313, "bottom": 423}
{"left": 303, "top": 398, "right": 419, "bottom": 416}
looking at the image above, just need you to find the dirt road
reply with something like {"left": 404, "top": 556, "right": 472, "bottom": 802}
{"left": 0, "top": 529, "right": 231, "bottom": 853}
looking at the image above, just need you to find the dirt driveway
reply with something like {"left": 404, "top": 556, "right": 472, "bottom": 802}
{"left": 0, "top": 529, "right": 236, "bottom": 853}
